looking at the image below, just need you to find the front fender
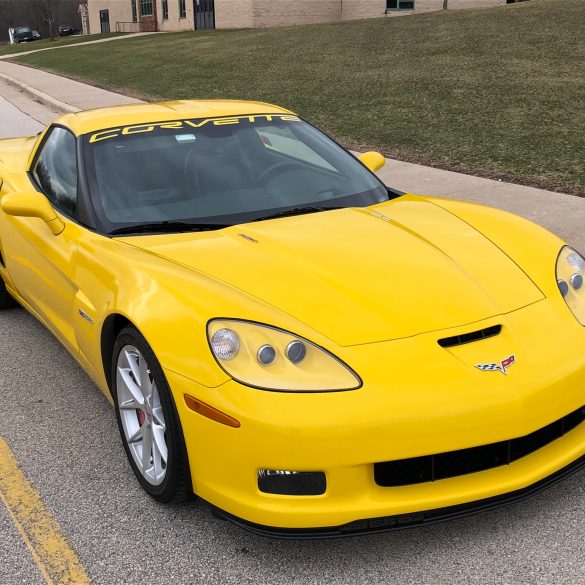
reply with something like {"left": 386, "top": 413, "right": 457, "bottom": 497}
{"left": 71, "top": 235, "right": 338, "bottom": 398}
{"left": 426, "top": 197, "right": 565, "bottom": 298}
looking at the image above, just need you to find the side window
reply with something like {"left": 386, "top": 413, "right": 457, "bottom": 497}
{"left": 33, "top": 127, "right": 78, "bottom": 219}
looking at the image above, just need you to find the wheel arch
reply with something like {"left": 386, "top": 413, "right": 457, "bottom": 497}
{"left": 101, "top": 313, "right": 133, "bottom": 396}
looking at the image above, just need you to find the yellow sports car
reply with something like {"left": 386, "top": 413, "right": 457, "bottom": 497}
{"left": 1, "top": 100, "right": 584, "bottom": 538}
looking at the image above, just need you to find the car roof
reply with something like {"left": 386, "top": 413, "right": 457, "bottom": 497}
{"left": 55, "top": 100, "right": 295, "bottom": 136}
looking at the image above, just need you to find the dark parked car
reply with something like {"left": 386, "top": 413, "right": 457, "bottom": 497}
{"left": 58, "top": 25, "right": 75, "bottom": 37}
{"left": 12, "top": 26, "right": 35, "bottom": 43}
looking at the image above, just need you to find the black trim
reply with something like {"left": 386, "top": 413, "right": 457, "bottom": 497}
{"left": 438, "top": 325, "right": 502, "bottom": 348}
{"left": 208, "top": 451, "right": 585, "bottom": 539}
{"left": 76, "top": 134, "right": 99, "bottom": 230}
{"left": 206, "top": 318, "right": 362, "bottom": 393}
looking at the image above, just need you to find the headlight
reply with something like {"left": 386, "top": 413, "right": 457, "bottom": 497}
{"left": 556, "top": 246, "right": 585, "bottom": 325}
{"left": 207, "top": 319, "right": 361, "bottom": 392}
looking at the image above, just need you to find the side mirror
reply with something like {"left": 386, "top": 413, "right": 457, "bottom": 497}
{"left": 1, "top": 192, "right": 65, "bottom": 235}
{"left": 359, "top": 151, "right": 386, "bottom": 173}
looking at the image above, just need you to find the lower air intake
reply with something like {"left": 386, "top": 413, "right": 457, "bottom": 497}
{"left": 375, "top": 405, "right": 585, "bottom": 487}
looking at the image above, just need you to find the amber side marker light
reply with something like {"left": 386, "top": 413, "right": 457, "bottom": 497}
{"left": 184, "top": 395, "right": 241, "bottom": 428}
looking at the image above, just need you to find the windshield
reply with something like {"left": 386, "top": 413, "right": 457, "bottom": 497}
{"left": 17, "top": 27, "right": 31, "bottom": 33}
{"left": 84, "top": 114, "right": 389, "bottom": 234}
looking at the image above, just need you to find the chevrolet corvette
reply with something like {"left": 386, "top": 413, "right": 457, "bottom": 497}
{"left": 1, "top": 100, "right": 584, "bottom": 538}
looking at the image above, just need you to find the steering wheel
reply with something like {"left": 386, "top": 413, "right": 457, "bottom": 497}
{"left": 254, "top": 162, "right": 305, "bottom": 187}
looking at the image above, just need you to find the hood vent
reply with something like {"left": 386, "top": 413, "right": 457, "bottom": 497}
{"left": 438, "top": 325, "right": 502, "bottom": 349}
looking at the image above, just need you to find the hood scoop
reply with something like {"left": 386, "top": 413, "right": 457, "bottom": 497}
{"left": 438, "top": 325, "right": 502, "bottom": 348}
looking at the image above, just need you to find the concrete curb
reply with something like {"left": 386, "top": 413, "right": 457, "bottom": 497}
{"left": 0, "top": 72, "right": 79, "bottom": 114}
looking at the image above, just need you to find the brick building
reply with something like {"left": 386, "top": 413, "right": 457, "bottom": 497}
{"left": 88, "top": 0, "right": 529, "bottom": 34}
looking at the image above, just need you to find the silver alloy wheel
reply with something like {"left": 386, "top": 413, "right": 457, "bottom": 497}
{"left": 117, "top": 345, "right": 168, "bottom": 486}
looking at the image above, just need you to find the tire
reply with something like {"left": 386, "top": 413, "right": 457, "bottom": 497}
{"left": 0, "top": 277, "right": 16, "bottom": 310}
{"left": 112, "top": 325, "right": 192, "bottom": 503}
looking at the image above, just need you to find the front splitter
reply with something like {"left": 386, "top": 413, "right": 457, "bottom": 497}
{"left": 207, "top": 452, "right": 585, "bottom": 539}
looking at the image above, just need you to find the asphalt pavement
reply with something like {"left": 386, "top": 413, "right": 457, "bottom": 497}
{"left": 0, "top": 91, "right": 45, "bottom": 138}
{"left": 2, "top": 86, "right": 585, "bottom": 585}
{"left": 0, "top": 500, "right": 47, "bottom": 584}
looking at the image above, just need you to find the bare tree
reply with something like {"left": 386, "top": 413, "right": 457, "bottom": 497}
{"left": 443, "top": 0, "right": 448, "bottom": 8}
{"left": 33, "top": 0, "right": 56, "bottom": 41}
{"left": 0, "top": 0, "right": 19, "bottom": 42}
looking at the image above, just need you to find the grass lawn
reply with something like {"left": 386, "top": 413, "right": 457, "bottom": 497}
{"left": 0, "top": 33, "right": 128, "bottom": 56}
{"left": 12, "top": 0, "right": 585, "bottom": 195}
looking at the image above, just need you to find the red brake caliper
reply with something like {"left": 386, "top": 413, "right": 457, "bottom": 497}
{"left": 137, "top": 372, "right": 154, "bottom": 426}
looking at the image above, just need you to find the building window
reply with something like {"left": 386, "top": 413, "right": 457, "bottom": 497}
{"left": 179, "top": 0, "right": 186, "bottom": 18}
{"left": 131, "top": 0, "right": 137, "bottom": 22}
{"left": 386, "top": 0, "right": 415, "bottom": 10}
{"left": 162, "top": 0, "right": 169, "bottom": 19}
{"left": 140, "top": 0, "right": 153, "bottom": 16}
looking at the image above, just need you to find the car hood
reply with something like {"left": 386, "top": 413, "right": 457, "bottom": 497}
{"left": 119, "top": 196, "right": 544, "bottom": 346}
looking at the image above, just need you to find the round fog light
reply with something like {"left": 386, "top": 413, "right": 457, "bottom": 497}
{"left": 211, "top": 328, "right": 240, "bottom": 361}
{"left": 571, "top": 273, "right": 584, "bottom": 290}
{"left": 286, "top": 340, "right": 307, "bottom": 364}
{"left": 558, "top": 279, "right": 569, "bottom": 297}
{"left": 257, "top": 345, "right": 276, "bottom": 365}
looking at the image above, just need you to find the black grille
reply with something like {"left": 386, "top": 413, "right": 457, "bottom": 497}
{"left": 438, "top": 325, "right": 502, "bottom": 348}
{"left": 375, "top": 405, "right": 585, "bottom": 487}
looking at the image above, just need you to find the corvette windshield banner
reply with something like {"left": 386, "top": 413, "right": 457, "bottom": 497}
{"left": 88, "top": 114, "right": 301, "bottom": 144}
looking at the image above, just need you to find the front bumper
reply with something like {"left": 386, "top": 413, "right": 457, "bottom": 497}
{"left": 208, "top": 450, "right": 585, "bottom": 538}
{"left": 167, "top": 297, "right": 585, "bottom": 535}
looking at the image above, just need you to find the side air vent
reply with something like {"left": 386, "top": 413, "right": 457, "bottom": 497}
{"left": 0, "top": 248, "right": 4, "bottom": 268}
{"left": 438, "top": 325, "right": 502, "bottom": 349}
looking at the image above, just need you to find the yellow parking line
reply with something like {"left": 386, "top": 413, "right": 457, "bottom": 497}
{"left": 0, "top": 437, "right": 91, "bottom": 585}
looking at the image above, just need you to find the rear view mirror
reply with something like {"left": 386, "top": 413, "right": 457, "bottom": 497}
{"left": 0, "top": 192, "right": 65, "bottom": 235}
{"left": 359, "top": 151, "right": 386, "bottom": 173}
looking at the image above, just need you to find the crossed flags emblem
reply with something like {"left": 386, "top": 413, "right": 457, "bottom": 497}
{"left": 475, "top": 354, "right": 516, "bottom": 375}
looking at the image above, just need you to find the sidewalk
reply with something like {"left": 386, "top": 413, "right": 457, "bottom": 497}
{"left": 0, "top": 33, "right": 158, "bottom": 61}
{"left": 0, "top": 60, "right": 142, "bottom": 112}
{"left": 375, "top": 161, "right": 585, "bottom": 251}
{"left": 0, "top": 59, "right": 582, "bottom": 250}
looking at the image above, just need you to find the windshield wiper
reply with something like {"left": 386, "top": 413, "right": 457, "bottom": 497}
{"left": 110, "top": 221, "right": 229, "bottom": 236}
{"left": 252, "top": 206, "right": 345, "bottom": 223}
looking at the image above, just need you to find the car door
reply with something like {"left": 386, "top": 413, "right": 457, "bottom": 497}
{"left": 1, "top": 126, "right": 81, "bottom": 352}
